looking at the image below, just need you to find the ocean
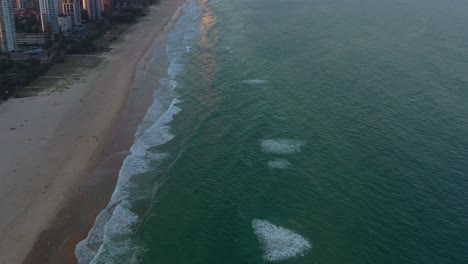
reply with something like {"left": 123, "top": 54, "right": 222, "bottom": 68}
{"left": 76, "top": 0, "right": 468, "bottom": 263}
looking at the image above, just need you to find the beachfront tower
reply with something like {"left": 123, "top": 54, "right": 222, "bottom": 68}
{"left": 82, "top": 0, "right": 101, "bottom": 21}
{"left": 56, "top": 0, "right": 64, "bottom": 13}
{"left": 62, "top": 0, "right": 82, "bottom": 26}
{"left": 13, "top": 0, "right": 35, "bottom": 9}
{"left": 12, "top": 0, "right": 22, "bottom": 9}
{"left": 100, "top": 0, "right": 112, "bottom": 15}
{"left": 0, "top": 0, "right": 17, "bottom": 52}
{"left": 39, "top": 0, "right": 59, "bottom": 35}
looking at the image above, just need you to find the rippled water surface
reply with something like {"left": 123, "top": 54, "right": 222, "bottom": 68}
{"left": 78, "top": 0, "right": 468, "bottom": 263}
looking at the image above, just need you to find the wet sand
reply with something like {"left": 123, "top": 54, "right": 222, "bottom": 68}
{"left": 0, "top": 1, "right": 185, "bottom": 263}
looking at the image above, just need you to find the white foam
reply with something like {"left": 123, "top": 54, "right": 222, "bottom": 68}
{"left": 252, "top": 219, "right": 311, "bottom": 262}
{"left": 243, "top": 79, "right": 268, "bottom": 85}
{"left": 76, "top": 204, "right": 145, "bottom": 264}
{"left": 110, "top": 98, "right": 181, "bottom": 207}
{"left": 267, "top": 159, "right": 291, "bottom": 169}
{"left": 76, "top": 98, "right": 182, "bottom": 264}
{"left": 170, "top": 80, "right": 179, "bottom": 91}
{"left": 272, "top": 115, "right": 287, "bottom": 120}
{"left": 76, "top": 0, "right": 201, "bottom": 261}
{"left": 103, "top": 204, "right": 139, "bottom": 238}
{"left": 261, "top": 139, "right": 304, "bottom": 154}
{"left": 76, "top": 209, "right": 111, "bottom": 264}
{"left": 135, "top": 96, "right": 165, "bottom": 139}
{"left": 88, "top": 204, "right": 143, "bottom": 264}
{"left": 168, "top": 61, "right": 184, "bottom": 77}
{"left": 167, "top": 0, "right": 200, "bottom": 61}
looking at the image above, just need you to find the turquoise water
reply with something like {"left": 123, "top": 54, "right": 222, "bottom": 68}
{"left": 77, "top": 0, "right": 468, "bottom": 263}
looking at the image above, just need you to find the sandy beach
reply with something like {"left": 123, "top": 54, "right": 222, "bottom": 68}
{"left": 0, "top": 0, "right": 185, "bottom": 263}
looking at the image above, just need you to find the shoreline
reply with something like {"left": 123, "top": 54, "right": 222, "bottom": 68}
{"left": 0, "top": 0, "right": 186, "bottom": 263}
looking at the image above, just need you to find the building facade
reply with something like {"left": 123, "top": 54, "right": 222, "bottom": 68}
{"left": 57, "top": 14, "right": 72, "bottom": 36}
{"left": 82, "top": 0, "right": 101, "bottom": 20}
{"left": 23, "top": 0, "right": 38, "bottom": 9}
{"left": 12, "top": 0, "right": 19, "bottom": 9}
{"left": 13, "top": 0, "right": 30, "bottom": 9}
{"left": 0, "top": 0, "right": 17, "bottom": 52}
{"left": 100, "top": 0, "right": 112, "bottom": 15}
{"left": 56, "top": 0, "right": 63, "bottom": 13}
{"left": 16, "top": 33, "right": 46, "bottom": 45}
{"left": 39, "top": 0, "right": 59, "bottom": 35}
{"left": 62, "top": 0, "right": 82, "bottom": 26}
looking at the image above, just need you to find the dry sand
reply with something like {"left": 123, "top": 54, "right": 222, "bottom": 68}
{"left": 0, "top": 0, "right": 185, "bottom": 263}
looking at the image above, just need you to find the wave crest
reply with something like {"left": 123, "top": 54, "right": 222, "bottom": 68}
{"left": 261, "top": 139, "right": 304, "bottom": 154}
{"left": 252, "top": 219, "right": 311, "bottom": 262}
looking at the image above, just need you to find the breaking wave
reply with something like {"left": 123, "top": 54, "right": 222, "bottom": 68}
{"left": 267, "top": 159, "right": 291, "bottom": 169}
{"left": 261, "top": 139, "right": 304, "bottom": 154}
{"left": 243, "top": 79, "right": 268, "bottom": 85}
{"left": 76, "top": 98, "right": 181, "bottom": 264}
{"left": 252, "top": 219, "right": 311, "bottom": 262}
{"left": 75, "top": 1, "right": 201, "bottom": 262}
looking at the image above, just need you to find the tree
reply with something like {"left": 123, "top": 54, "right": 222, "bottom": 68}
{"left": 0, "top": 53, "right": 13, "bottom": 73}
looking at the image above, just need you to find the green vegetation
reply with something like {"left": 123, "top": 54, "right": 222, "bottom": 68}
{"left": 68, "top": 39, "right": 98, "bottom": 54}
{"left": 1, "top": 57, "right": 50, "bottom": 99}
{"left": 111, "top": 7, "right": 147, "bottom": 24}
{"left": 14, "top": 12, "right": 41, "bottom": 33}
{"left": 1, "top": 1, "right": 161, "bottom": 101}
{"left": 68, "top": 20, "right": 112, "bottom": 54}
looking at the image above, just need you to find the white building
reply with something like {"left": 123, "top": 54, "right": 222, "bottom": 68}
{"left": 0, "top": 0, "right": 17, "bottom": 52}
{"left": 58, "top": 14, "right": 72, "bottom": 36}
{"left": 62, "top": 0, "right": 82, "bottom": 27}
{"left": 39, "top": 0, "right": 59, "bottom": 35}
{"left": 82, "top": 0, "right": 101, "bottom": 20}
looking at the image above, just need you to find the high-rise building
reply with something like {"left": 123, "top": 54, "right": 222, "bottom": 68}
{"left": 39, "top": 0, "right": 59, "bottom": 35}
{"left": 82, "top": 0, "right": 100, "bottom": 20}
{"left": 100, "top": 0, "right": 111, "bottom": 15}
{"left": 13, "top": 0, "right": 37, "bottom": 9}
{"left": 28, "top": 0, "right": 39, "bottom": 9}
{"left": 57, "top": 14, "right": 72, "bottom": 35}
{"left": 0, "top": 0, "right": 17, "bottom": 52}
{"left": 56, "top": 0, "right": 63, "bottom": 13}
{"left": 12, "top": 0, "right": 28, "bottom": 9}
{"left": 62, "top": 0, "right": 82, "bottom": 26}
